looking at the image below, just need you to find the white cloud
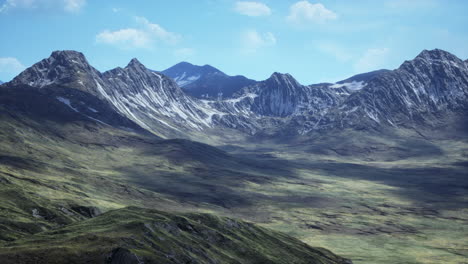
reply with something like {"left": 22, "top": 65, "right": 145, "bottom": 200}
{"left": 234, "top": 1, "right": 271, "bottom": 17}
{"left": 0, "top": 0, "right": 86, "bottom": 13}
{"left": 96, "top": 29, "right": 151, "bottom": 49}
{"left": 63, "top": 0, "right": 85, "bottom": 13}
{"left": 354, "top": 48, "right": 390, "bottom": 72}
{"left": 96, "top": 16, "right": 180, "bottom": 49}
{"left": 0, "top": 57, "right": 25, "bottom": 76}
{"left": 135, "top": 16, "right": 180, "bottom": 45}
{"left": 287, "top": 1, "right": 337, "bottom": 25}
{"left": 241, "top": 30, "right": 276, "bottom": 53}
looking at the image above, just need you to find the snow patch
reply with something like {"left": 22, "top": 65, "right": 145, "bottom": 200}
{"left": 173, "top": 72, "right": 201, "bottom": 86}
{"left": 331, "top": 81, "right": 366, "bottom": 91}
{"left": 224, "top": 93, "right": 258, "bottom": 104}
{"left": 56, "top": 97, "right": 79, "bottom": 112}
{"left": 88, "top": 107, "right": 98, "bottom": 113}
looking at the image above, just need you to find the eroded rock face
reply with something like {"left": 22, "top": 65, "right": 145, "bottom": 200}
{"left": 10, "top": 50, "right": 105, "bottom": 98}
{"left": 312, "top": 49, "right": 468, "bottom": 132}
{"left": 9, "top": 49, "right": 468, "bottom": 138}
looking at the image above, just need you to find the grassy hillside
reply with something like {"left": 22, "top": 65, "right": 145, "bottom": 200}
{"left": 1, "top": 85, "right": 467, "bottom": 263}
{"left": 0, "top": 207, "right": 350, "bottom": 264}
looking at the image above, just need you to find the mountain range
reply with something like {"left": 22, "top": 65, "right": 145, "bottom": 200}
{"left": 6, "top": 48, "right": 468, "bottom": 142}
{"left": 1, "top": 48, "right": 467, "bottom": 263}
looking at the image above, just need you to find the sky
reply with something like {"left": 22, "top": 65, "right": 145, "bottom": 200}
{"left": 0, "top": 0, "right": 467, "bottom": 84}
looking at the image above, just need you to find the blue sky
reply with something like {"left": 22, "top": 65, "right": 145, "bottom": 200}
{"left": 0, "top": 0, "right": 467, "bottom": 84}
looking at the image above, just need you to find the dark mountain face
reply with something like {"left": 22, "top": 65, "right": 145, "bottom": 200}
{"left": 0, "top": 84, "right": 148, "bottom": 134}
{"left": 162, "top": 61, "right": 256, "bottom": 99}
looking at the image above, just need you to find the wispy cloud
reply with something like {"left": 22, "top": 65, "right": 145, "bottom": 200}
{"left": 354, "top": 48, "right": 390, "bottom": 72}
{"left": 96, "top": 29, "right": 151, "bottom": 49}
{"left": 111, "top": 7, "right": 122, "bottom": 13}
{"left": 96, "top": 16, "right": 180, "bottom": 49}
{"left": 0, "top": 0, "right": 86, "bottom": 13}
{"left": 135, "top": 16, "right": 180, "bottom": 45}
{"left": 287, "top": 1, "right": 337, "bottom": 25}
{"left": 234, "top": 1, "right": 271, "bottom": 17}
{"left": 241, "top": 30, "right": 276, "bottom": 53}
{"left": 0, "top": 57, "right": 25, "bottom": 76}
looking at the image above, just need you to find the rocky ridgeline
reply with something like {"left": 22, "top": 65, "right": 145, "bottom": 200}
{"left": 7, "top": 49, "right": 468, "bottom": 138}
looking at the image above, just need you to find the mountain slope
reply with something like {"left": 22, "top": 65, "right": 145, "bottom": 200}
{"left": 328, "top": 69, "right": 391, "bottom": 91}
{"left": 329, "top": 49, "right": 467, "bottom": 131}
{"left": 8, "top": 51, "right": 222, "bottom": 138}
{"left": 203, "top": 72, "right": 348, "bottom": 135}
{"left": 291, "top": 49, "right": 468, "bottom": 135}
{"left": 7, "top": 49, "right": 468, "bottom": 140}
{"left": 0, "top": 207, "right": 351, "bottom": 264}
{"left": 0, "top": 75, "right": 352, "bottom": 263}
{"left": 99, "top": 58, "right": 217, "bottom": 136}
{"left": 162, "top": 62, "right": 256, "bottom": 99}
{"left": 10, "top": 51, "right": 105, "bottom": 98}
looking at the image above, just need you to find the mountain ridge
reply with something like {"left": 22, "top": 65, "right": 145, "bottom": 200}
{"left": 5, "top": 48, "right": 468, "bottom": 140}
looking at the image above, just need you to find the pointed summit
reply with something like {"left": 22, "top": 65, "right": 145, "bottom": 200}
{"left": 10, "top": 50, "right": 103, "bottom": 96}
{"left": 267, "top": 72, "right": 300, "bottom": 88}
{"left": 415, "top": 49, "right": 460, "bottom": 62}
{"left": 399, "top": 48, "right": 465, "bottom": 73}
{"left": 126, "top": 58, "right": 146, "bottom": 69}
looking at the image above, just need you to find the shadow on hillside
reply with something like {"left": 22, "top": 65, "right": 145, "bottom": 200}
{"left": 118, "top": 147, "right": 302, "bottom": 208}
{"left": 293, "top": 159, "right": 468, "bottom": 209}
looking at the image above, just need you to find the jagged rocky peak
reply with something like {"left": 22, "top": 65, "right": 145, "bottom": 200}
{"left": 401, "top": 49, "right": 466, "bottom": 72}
{"left": 10, "top": 50, "right": 103, "bottom": 96}
{"left": 50, "top": 50, "right": 88, "bottom": 64}
{"left": 416, "top": 48, "right": 461, "bottom": 62}
{"left": 102, "top": 56, "right": 183, "bottom": 97}
{"left": 266, "top": 72, "right": 301, "bottom": 88}
{"left": 126, "top": 58, "right": 146, "bottom": 70}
